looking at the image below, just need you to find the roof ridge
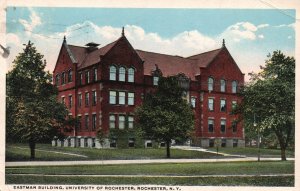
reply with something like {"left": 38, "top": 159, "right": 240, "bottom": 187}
{"left": 136, "top": 49, "right": 188, "bottom": 59}
{"left": 186, "top": 48, "right": 222, "bottom": 59}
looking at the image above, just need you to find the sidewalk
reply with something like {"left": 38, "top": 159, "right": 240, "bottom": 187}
{"left": 5, "top": 157, "right": 294, "bottom": 167}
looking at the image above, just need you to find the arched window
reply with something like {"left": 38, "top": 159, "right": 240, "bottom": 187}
{"left": 61, "top": 72, "right": 66, "bottom": 85}
{"left": 208, "top": 77, "right": 214, "bottom": 91}
{"left": 232, "top": 81, "right": 238, "bottom": 93}
{"left": 119, "top": 67, "right": 126, "bottom": 82}
{"left": 220, "top": 79, "right": 226, "bottom": 92}
{"left": 128, "top": 68, "right": 135, "bottom": 82}
{"left": 55, "top": 74, "right": 60, "bottom": 86}
{"left": 68, "top": 69, "right": 72, "bottom": 82}
{"left": 109, "top": 66, "right": 116, "bottom": 81}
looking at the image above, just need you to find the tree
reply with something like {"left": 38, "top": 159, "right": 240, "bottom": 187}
{"left": 6, "top": 41, "right": 72, "bottom": 160}
{"left": 239, "top": 50, "right": 295, "bottom": 161}
{"left": 135, "top": 76, "right": 194, "bottom": 158}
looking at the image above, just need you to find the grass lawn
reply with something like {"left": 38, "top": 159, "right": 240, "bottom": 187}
{"left": 6, "top": 143, "right": 224, "bottom": 161}
{"left": 5, "top": 175, "right": 294, "bottom": 186}
{"left": 208, "top": 147, "right": 294, "bottom": 158}
{"left": 6, "top": 161, "right": 294, "bottom": 186}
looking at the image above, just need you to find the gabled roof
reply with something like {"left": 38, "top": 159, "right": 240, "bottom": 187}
{"left": 136, "top": 50, "right": 197, "bottom": 80}
{"left": 187, "top": 48, "right": 222, "bottom": 68}
{"left": 59, "top": 35, "right": 239, "bottom": 80}
{"left": 64, "top": 37, "right": 121, "bottom": 69}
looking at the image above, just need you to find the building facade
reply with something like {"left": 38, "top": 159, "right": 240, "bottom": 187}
{"left": 52, "top": 30, "right": 245, "bottom": 148}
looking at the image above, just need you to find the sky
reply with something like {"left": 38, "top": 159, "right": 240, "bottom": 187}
{"left": 5, "top": 7, "right": 296, "bottom": 81}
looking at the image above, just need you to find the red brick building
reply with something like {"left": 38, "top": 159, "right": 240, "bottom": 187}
{"left": 52, "top": 29, "right": 244, "bottom": 148}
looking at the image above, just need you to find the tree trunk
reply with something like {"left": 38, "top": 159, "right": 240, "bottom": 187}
{"left": 280, "top": 146, "right": 287, "bottom": 161}
{"left": 166, "top": 140, "right": 171, "bottom": 158}
{"left": 29, "top": 141, "right": 36, "bottom": 160}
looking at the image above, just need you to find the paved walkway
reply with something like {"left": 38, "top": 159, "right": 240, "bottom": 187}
{"left": 12, "top": 146, "right": 88, "bottom": 158}
{"left": 5, "top": 157, "right": 294, "bottom": 167}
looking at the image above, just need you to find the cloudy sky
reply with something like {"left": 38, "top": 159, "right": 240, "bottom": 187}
{"left": 6, "top": 7, "right": 295, "bottom": 81}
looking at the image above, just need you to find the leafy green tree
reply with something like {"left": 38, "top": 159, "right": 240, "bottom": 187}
{"left": 239, "top": 51, "right": 295, "bottom": 160}
{"left": 135, "top": 76, "right": 194, "bottom": 158}
{"left": 6, "top": 41, "right": 72, "bottom": 160}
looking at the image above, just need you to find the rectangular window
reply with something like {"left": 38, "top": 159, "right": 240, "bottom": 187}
{"left": 79, "top": 72, "right": 83, "bottom": 85}
{"left": 220, "top": 99, "right": 226, "bottom": 112}
{"left": 109, "top": 91, "right": 116, "bottom": 104}
{"left": 232, "top": 121, "right": 237, "bottom": 133}
{"left": 128, "top": 116, "right": 134, "bottom": 129}
{"left": 119, "top": 115, "right": 125, "bottom": 129}
{"left": 77, "top": 116, "right": 81, "bottom": 131}
{"left": 208, "top": 119, "right": 214, "bottom": 133}
{"left": 232, "top": 101, "right": 237, "bottom": 110}
{"left": 68, "top": 95, "right": 72, "bottom": 108}
{"left": 119, "top": 92, "right": 125, "bottom": 105}
{"left": 78, "top": 93, "right": 82, "bottom": 107}
{"left": 93, "top": 68, "right": 97, "bottom": 81}
{"left": 85, "top": 92, "right": 89, "bottom": 106}
{"left": 92, "top": 114, "right": 96, "bottom": 130}
{"left": 221, "top": 119, "right": 226, "bottom": 133}
{"left": 208, "top": 98, "right": 214, "bottom": 111}
{"left": 128, "top": 68, "right": 134, "bottom": 82}
{"left": 153, "top": 76, "right": 159, "bottom": 86}
{"left": 92, "top": 91, "right": 97, "bottom": 106}
{"left": 85, "top": 115, "right": 89, "bottom": 129}
{"left": 128, "top": 92, "right": 135, "bottom": 106}
{"left": 191, "top": 97, "right": 196, "bottom": 108}
{"left": 109, "top": 115, "right": 115, "bottom": 129}
{"left": 61, "top": 96, "right": 65, "bottom": 104}
{"left": 86, "top": 71, "right": 90, "bottom": 84}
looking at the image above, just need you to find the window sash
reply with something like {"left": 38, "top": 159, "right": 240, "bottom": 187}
{"left": 232, "top": 81, "right": 237, "bottom": 93}
{"left": 92, "top": 91, "right": 97, "bottom": 105}
{"left": 208, "top": 119, "right": 214, "bottom": 132}
{"left": 208, "top": 78, "right": 213, "bottom": 91}
{"left": 128, "top": 116, "right": 134, "bottom": 129}
{"left": 208, "top": 99, "right": 214, "bottom": 111}
{"left": 220, "top": 80, "right": 225, "bottom": 92}
{"left": 128, "top": 68, "right": 134, "bottom": 82}
{"left": 119, "top": 116, "right": 125, "bottom": 129}
{"left": 68, "top": 70, "right": 72, "bottom": 82}
{"left": 85, "top": 71, "right": 90, "bottom": 84}
{"left": 109, "top": 91, "right": 116, "bottom": 104}
{"left": 69, "top": 95, "right": 72, "bottom": 108}
{"left": 93, "top": 68, "right": 97, "bottom": 81}
{"left": 110, "top": 66, "right": 116, "bottom": 81}
{"left": 119, "top": 92, "right": 125, "bottom": 105}
{"left": 153, "top": 76, "right": 159, "bottom": 85}
{"left": 85, "top": 115, "right": 89, "bottom": 129}
{"left": 109, "top": 115, "right": 115, "bottom": 129}
{"left": 191, "top": 97, "right": 196, "bottom": 108}
{"left": 119, "top": 67, "right": 126, "bottom": 82}
{"left": 128, "top": 93, "right": 134, "bottom": 105}
{"left": 92, "top": 114, "right": 96, "bottom": 130}
{"left": 220, "top": 100, "right": 226, "bottom": 112}
{"left": 221, "top": 120, "right": 226, "bottom": 133}
{"left": 85, "top": 93, "right": 89, "bottom": 106}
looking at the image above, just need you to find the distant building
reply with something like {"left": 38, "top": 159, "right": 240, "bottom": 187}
{"left": 52, "top": 28, "right": 244, "bottom": 148}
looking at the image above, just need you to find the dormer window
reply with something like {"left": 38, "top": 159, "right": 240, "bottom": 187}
{"left": 153, "top": 76, "right": 159, "bottom": 86}
{"left": 110, "top": 66, "right": 116, "bottom": 81}
{"left": 208, "top": 77, "right": 214, "bottom": 91}
{"left": 232, "top": 81, "right": 238, "bottom": 93}
{"left": 128, "top": 68, "right": 135, "bottom": 82}
{"left": 119, "top": 67, "right": 126, "bottom": 82}
{"left": 220, "top": 79, "right": 226, "bottom": 92}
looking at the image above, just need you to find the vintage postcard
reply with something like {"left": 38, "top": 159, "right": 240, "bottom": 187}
{"left": 0, "top": 0, "right": 299, "bottom": 191}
